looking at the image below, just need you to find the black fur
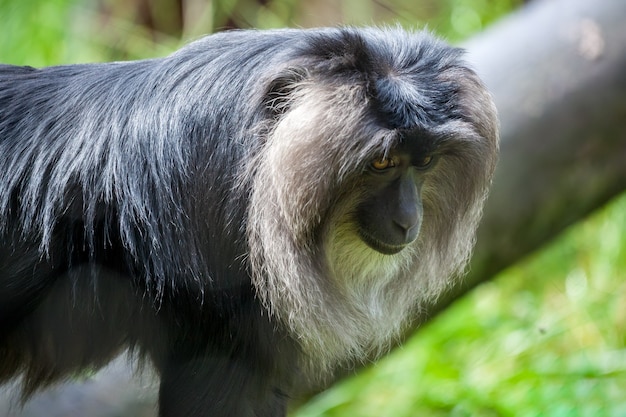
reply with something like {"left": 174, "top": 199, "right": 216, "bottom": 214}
{"left": 0, "top": 28, "right": 496, "bottom": 416}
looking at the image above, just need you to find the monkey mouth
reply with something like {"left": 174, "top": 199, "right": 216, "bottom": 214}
{"left": 358, "top": 230, "right": 407, "bottom": 255}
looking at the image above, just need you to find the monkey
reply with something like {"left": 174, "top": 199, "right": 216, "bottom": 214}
{"left": 0, "top": 27, "right": 498, "bottom": 416}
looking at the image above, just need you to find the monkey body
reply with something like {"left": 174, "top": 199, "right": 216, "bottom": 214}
{"left": 0, "top": 28, "right": 498, "bottom": 416}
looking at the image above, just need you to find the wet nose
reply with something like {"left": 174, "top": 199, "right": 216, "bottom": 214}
{"left": 393, "top": 209, "right": 421, "bottom": 243}
{"left": 392, "top": 176, "right": 422, "bottom": 243}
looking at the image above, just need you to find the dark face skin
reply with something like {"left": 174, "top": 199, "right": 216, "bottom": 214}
{"left": 356, "top": 130, "right": 437, "bottom": 255}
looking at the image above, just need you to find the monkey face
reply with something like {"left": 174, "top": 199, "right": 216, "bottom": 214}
{"left": 355, "top": 129, "right": 442, "bottom": 255}
{"left": 357, "top": 163, "right": 423, "bottom": 255}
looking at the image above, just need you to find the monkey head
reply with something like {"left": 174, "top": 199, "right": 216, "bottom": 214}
{"left": 245, "top": 27, "right": 498, "bottom": 377}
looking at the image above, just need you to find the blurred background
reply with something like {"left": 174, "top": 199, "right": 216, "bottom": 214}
{"left": 1, "top": 0, "right": 521, "bottom": 65}
{"left": 1, "top": 1, "right": 626, "bottom": 416}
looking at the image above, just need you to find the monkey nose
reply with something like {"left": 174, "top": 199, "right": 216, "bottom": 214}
{"left": 392, "top": 213, "right": 421, "bottom": 243}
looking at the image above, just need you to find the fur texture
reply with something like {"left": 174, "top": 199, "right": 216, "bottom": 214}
{"left": 0, "top": 27, "right": 498, "bottom": 416}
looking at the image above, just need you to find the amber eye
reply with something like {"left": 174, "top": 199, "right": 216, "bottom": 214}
{"left": 416, "top": 155, "right": 434, "bottom": 169}
{"left": 371, "top": 157, "right": 395, "bottom": 171}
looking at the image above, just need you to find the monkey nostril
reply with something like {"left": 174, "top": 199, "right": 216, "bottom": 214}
{"left": 393, "top": 207, "right": 420, "bottom": 231}
{"left": 393, "top": 217, "right": 420, "bottom": 243}
{"left": 393, "top": 217, "right": 414, "bottom": 231}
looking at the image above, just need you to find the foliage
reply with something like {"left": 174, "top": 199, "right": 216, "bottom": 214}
{"left": 0, "top": 0, "right": 177, "bottom": 64}
{"left": 210, "top": 0, "right": 522, "bottom": 41}
{"left": 0, "top": 0, "right": 84, "bottom": 66}
{"left": 0, "top": 0, "right": 522, "bottom": 64}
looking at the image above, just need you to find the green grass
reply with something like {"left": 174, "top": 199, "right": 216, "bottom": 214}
{"left": 295, "top": 194, "right": 626, "bottom": 417}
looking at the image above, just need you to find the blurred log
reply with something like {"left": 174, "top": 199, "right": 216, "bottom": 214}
{"left": 0, "top": 355, "right": 157, "bottom": 417}
{"left": 427, "top": 0, "right": 626, "bottom": 318}
{"left": 2, "top": 0, "right": 626, "bottom": 415}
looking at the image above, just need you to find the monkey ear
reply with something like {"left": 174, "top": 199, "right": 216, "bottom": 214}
{"left": 262, "top": 67, "right": 307, "bottom": 118}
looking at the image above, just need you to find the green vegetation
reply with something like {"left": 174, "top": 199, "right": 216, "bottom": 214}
{"left": 0, "top": 0, "right": 521, "bottom": 65}
{"left": 1, "top": 1, "right": 624, "bottom": 416}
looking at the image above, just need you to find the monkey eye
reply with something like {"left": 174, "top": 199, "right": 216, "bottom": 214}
{"left": 370, "top": 156, "right": 397, "bottom": 171}
{"left": 415, "top": 155, "right": 434, "bottom": 169}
